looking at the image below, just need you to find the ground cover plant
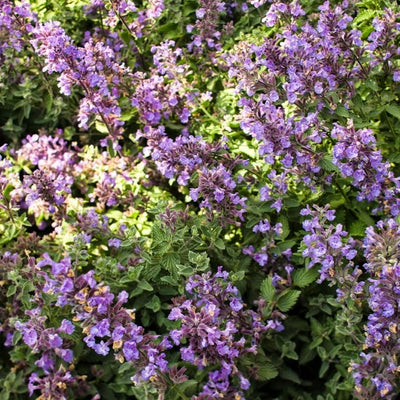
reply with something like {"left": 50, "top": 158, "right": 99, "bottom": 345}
{"left": 1, "top": 0, "right": 400, "bottom": 399}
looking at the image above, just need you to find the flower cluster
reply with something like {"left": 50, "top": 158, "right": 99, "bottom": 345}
{"left": 28, "top": 368, "right": 88, "bottom": 400}
{"left": 366, "top": 8, "right": 400, "bottom": 81}
{"left": 190, "top": 164, "right": 247, "bottom": 226}
{"left": 97, "top": 0, "right": 165, "bottom": 39}
{"left": 131, "top": 40, "right": 197, "bottom": 128}
{"left": 73, "top": 147, "right": 137, "bottom": 210}
{"left": 15, "top": 309, "right": 75, "bottom": 370}
{"left": 331, "top": 121, "right": 400, "bottom": 216}
{"left": 300, "top": 204, "right": 359, "bottom": 288}
{"left": 13, "top": 306, "right": 84, "bottom": 399}
{"left": 238, "top": 97, "right": 322, "bottom": 168}
{"left": 0, "top": 0, "right": 35, "bottom": 55}
{"left": 11, "top": 133, "right": 78, "bottom": 220}
{"left": 227, "top": 1, "right": 363, "bottom": 108}
{"left": 187, "top": 0, "right": 227, "bottom": 54}
{"left": 351, "top": 219, "right": 400, "bottom": 399}
{"left": 139, "top": 125, "right": 223, "bottom": 185}
{"left": 36, "top": 253, "right": 170, "bottom": 384}
{"left": 31, "top": 22, "right": 128, "bottom": 136}
{"left": 168, "top": 267, "right": 268, "bottom": 399}
{"left": 243, "top": 219, "right": 289, "bottom": 269}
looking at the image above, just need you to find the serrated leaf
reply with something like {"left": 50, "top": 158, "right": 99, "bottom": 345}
{"left": 260, "top": 277, "right": 275, "bottom": 302}
{"left": 256, "top": 363, "right": 279, "bottom": 381}
{"left": 349, "top": 220, "right": 367, "bottom": 237}
{"left": 142, "top": 264, "right": 161, "bottom": 281}
{"left": 353, "top": 9, "right": 378, "bottom": 25}
{"left": 188, "top": 251, "right": 198, "bottom": 264}
{"left": 152, "top": 240, "right": 170, "bottom": 254}
{"left": 292, "top": 268, "right": 319, "bottom": 288}
{"left": 152, "top": 223, "right": 166, "bottom": 243}
{"left": 276, "top": 289, "right": 301, "bottom": 312}
{"left": 356, "top": 209, "right": 375, "bottom": 226}
{"left": 388, "top": 153, "right": 400, "bottom": 163}
{"left": 162, "top": 252, "right": 180, "bottom": 273}
{"left": 319, "top": 155, "right": 339, "bottom": 172}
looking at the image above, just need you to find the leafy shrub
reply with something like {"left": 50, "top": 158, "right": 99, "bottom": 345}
{"left": 1, "top": 0, "right": 400, "bottom": 399}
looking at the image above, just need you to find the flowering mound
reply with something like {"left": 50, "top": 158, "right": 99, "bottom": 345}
{"left": 1, "top": 0, "right": 400, "bottom": 399}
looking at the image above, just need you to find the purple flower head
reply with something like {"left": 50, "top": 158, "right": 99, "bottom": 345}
{"left": 108, "top": 238, "right": 122, "bottom": 248}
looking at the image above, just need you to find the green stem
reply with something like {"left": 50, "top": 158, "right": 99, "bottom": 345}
{"left": 189, "top": 91, "right": 221, "bottom": 125}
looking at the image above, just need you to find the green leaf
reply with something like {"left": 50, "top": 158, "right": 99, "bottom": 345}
{"left": 256, "top": 363, "right": 279, "bottom": 381}
{"left": 317, "top": 346, "right": 328, "bottom": 360}
{"left": 276, "top": 215, "right": 290, "bottom": 240}
{"left": 176, "top": 265, "right": 194, "bottom": 276}
{"left": 310, "top": 317, "right": 324, "bottom": 335}
{"left": 386, "top": 104, "right": 400, "bottom": 120}
{"left": 152, "top": 240, "right": 170, "bottom": 254}
{"left": 276, "top": 289, "right": 301, "bottom": 312}
{"left": 230, "top": 270, "right": 246, "bottom": 282}
{"left": 349, "top": 220, "right": 367, "bottom": 237}
{"left": 152, "top": 223, "right": 167, "bottom": 243}
{"left": 188, "top": 251, "right": 209, "bottom": 269}
{"left": 2, "top": 183, "right": 15, "bottom": 202}
{"left": 388, "top": 153, "right": 400, "bottom": 163}
{"left": 319, "top": 360, "right": 330, "bottom": 378}
{"left": 138, "top": 280, "right": 153, "bottom": 291}
{"left": 356, "top": 209, "right": 375, "bottom": 226}
{"left": 158, "top": 22, "right": 183, "bottom": 39}
{"left": 95, "top": 120, "right": 110, "bottom": 134}
{"left": 309, "top": 336, "right": 323, "bottom": 350}
{"left": 12, "top": 331, "right": 21, "bottom": 346}
{"left": 319, "top": 155, "right": 339, "bottom": 172}
{"left": 214, "top": 238, "right": 225, "bottom": 249}
{"left": 292, "top": 268, "right": 319, "bottom": 288}
{"left": 283, "top": 197, "right": 300, "bottom": 208}
{"left": 260, "top": 277, "right": 275, "bottom": 302}
{"left": 145, "top": 295, "right": 161, "bottom": 312}
{"left": 353, "top": 9, "right": 378, "bottom": 25}
{"left": 282, "top": 341, "right": 298, "bottom": 360}
{"left": 335, "top": 106, "right": 350, "bottom": 118}
{"left": 160, "top": 275, "right": 179, "bottom": 286}
{"left": 6, "top": 285, "right": 16, "bottom": 297}
{"left": 162, "top": 252, "right": 180, "bottom": 273}
{"left": 280, "top": 366, "right": 301, "bottom": 384}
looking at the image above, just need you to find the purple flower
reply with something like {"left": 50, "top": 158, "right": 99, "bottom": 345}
{"left": 22, "top": 327, "right": 38, "bottom": 347}
{"left": 123, "top": 340, "right": 139, "bottom": 361}
{"left": 108, "top": 238, "right": 122, "bottom": 248}
{"left": 47, "top": 333, "right": 63, "bottom": 349}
